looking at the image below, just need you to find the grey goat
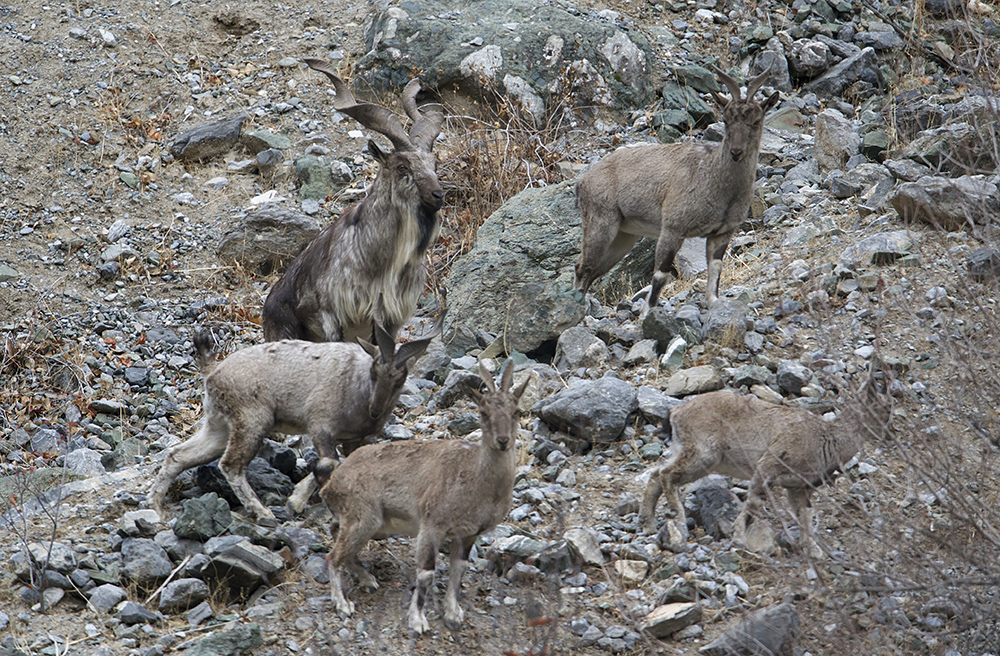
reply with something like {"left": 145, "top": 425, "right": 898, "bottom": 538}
{"left": 148, "top": 310, "right": 441, "bottom": 522}
{"left": 262, "top": 59, "right": 444, "bottom": 343}
{"left": 574, "top": 69, "right": 779, "bottom": 310}
{"left": 317, "top": 360, "right": 528, "bottom": 634}
{"left": 639, "top": 372, "right": 892, "bottom": 558}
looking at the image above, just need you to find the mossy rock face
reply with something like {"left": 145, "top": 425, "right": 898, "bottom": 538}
{"left": 0, "top": 467, "right": 88, "bottom": 515}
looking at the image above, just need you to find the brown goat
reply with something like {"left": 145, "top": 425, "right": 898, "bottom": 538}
{"left": 639, "top": 372, "right": 892, "bottom": 558}
{"left": 262, "top": 59, "right": 445, "bottom": 343}
{"left": 148, "top": 308, "right": 442, "bottom": 523}
{"left": 574, "top": 69, "right": 779, "bottom": 310}
{"left": 318, "top": 360, "right": 528, "bottom": 634}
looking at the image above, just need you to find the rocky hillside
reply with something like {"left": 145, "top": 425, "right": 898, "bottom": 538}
{"left": 2, "top": 0, "right": 999, "bottom": 655}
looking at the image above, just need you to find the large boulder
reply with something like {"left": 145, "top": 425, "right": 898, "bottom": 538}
{"left": 891, "top": 176, "right": 999, "bottom": 231}
{"left": 533, "top": 377, "right": 638, "bottom": 444}
{"left": 216, "top": 206, "right": 323, "bottom": 275}
{"left": 355, "top": 0, "right": 655, "bottom": 115}
{"left": 444, "top": 181, "right": 707, "bottom": 349}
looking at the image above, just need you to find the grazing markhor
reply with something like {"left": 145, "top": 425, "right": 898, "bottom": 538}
{"left": 148, "top": 308, "right": 441, "bottom": 522}
{"left": 639, "top": 371, "right": 892, "bottom": 558}
{"left": 262, "top": 58, "right": 445, "bottom": 343}
{"left": 317, "top": 360, "right": 528, "bottom": 634}
{"left": 574, "top": 68, "right": 779, "bottom": 310}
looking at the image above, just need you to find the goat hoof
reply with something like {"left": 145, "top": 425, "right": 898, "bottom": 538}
{"left": 335, "top": 599, "right": 355, "bottom": 617}
{"left": 408, "top": 615, "right": 430, "bottom": 636}
{"left": 444, "top": 617, "right": 463, "bottom": 632}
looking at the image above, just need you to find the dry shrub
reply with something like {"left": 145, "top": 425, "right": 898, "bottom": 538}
{"left": 428, "top": 76, "right": 584, "bottom": 286}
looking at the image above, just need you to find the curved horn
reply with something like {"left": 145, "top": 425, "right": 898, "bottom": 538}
{"left": 400, "top": 78, "right": 444, "bottom": 152}
{"left": 745, "top": 70, "right": 771, "bottom": 100}
{"left": 712, "top": 66, "right": 744, "bottom": 101}
{"left": 304, "top": 58, "right": 416, "bottom": 152}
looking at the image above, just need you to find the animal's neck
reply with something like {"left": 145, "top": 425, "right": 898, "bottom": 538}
{"left": 477, "top": 444, "right": 517, "bottom": 494}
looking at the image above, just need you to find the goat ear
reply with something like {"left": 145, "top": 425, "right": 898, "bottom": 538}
{"left": 710, "top": 90, "right": 729, "bottom": 109}
{"left": 358, "top": 338, "right": 378, "bottom": 358}
{"left": 761, "top": 90, "right": 780, "bottom": 114}
{"left": 512, "top": 375, "right": 530, "bottom": 403}
{"left": 461, "top": 377, "right": 484, "bottom": 403}
{"left": 368, "top": 139, "right": 390, "bottom": 165}
{"left": 394, "top": 335, "right": 433, "bottom": 367}
{"left": 478, "top": 359, "right": 497, "bottom": 393}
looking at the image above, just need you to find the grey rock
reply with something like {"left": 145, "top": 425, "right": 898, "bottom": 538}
{"left": 28, "top": 541, "right": 77, "bottom": 573}
{"left": 702, "top": 299, "right": 748, "bottom": 348}
{"left": 0, "top": 263, "right": 21, "bottom": 282}
{"left": 641, "top": 602, "right": 702, "bottom": 638}
{"left": 505, "top": 282, "right": 587, "bottom": 355}
{"left": 643, "top": 306, "right": 700, "bottom": 350}
{"left": 564, "top": 527, "right": 604, "bottom": 566}
{"left": 754, "top": 39, "right": 792, "bottom": 92}
{"left": 891, "top": 175, "right": 999, "bottom": 231}
{"left": 196, "top": 458, "right": 292, "bottom": 510}
{"left": 788, "top": 39, "right": 831, "bottom": 79}
{"left": 689, "top": 475, "right": 740, "bottom": 538}
{"left": 169, "top": 114, "right": 247, "bottom": 162}
{"left": 146, "top": 327, "right": 181, "bottom": 345}
{"left": 661, "top": 83, "right": 716, "bottom": 127}
{"left": 553, "top": 326, "right": 610, "bottom": 371}
{"left": 185, "top": 623, "right": 262, "bottom": 656}
{"left": 356, "top": 0, "right": 654, "bottom": 112}
{"left": 636, "top": 386, "right": 684, "bottom": 424}
{"left": 119, "top": 510, "right": 163, "bottom": 538}
{"left": 87, "top": 584, "right": 128, "bottom": 613}
{"left": 119, "top": 600, "right": 159, "bottom": 626}
{"left": 884, "top": 157, "right": 932, "bottom": 182}
{"left": 814, "top": 109, "right": 860, "bottom": 172}
{"left": 107, "top": 219, "right": 131, "bottom": 243}
{"left": 533, "top": 377, "right": 638, "bottom": 443}
{"left": 121, "top": 538, "right": 173, "bottom": 585}
{"left": 256, "top": 148, "right": 284, "bottom": 177}
{"left": 154, "top": 530, "right": 204, "bottom": 562}
{"left": 731, "top": 364, "right": 773, "bottom": 389}
{"left": 159, "top": 578, "right": 210, "bottom": 614}
{"left": 854, "top": 25, "right": 904, "bottom": 50}
{"left": 30, "top": 428, "right": 61, "bottom": 453}
{"left": 173, "top": 492, "right": 233, "bottom": 540}
{"left": 776, "top": 360, "right": 812, "bottom": 395}
{"left": 124, "top": 366, "right": 150, "bottom": 386}
{"left": 294, "top": 154, "right": 338, "bottom": 200}
{"left": 241, "top": 130, "right": 292, "bottom": 154}
{"left": 216, "top": 206, "right": 323, "bottom": 276}
{"left": 187, "top": 601, "right": 214, "bottom": 627}
{"left": 623, "top": 339, "right": 659, "bottom": 366}
{"left": 966, "top": 248, "right": 1000, "bottom": 281}
{"left": 65, "top": 448, "right": 106, "bottom": 477}
{"left": 804, "top": 46, "right": 879, "bottom": 97}
{"left": 699, "top": 602, "right": 800, "bottom": 655}
{"left": 488, "top": 534, "right": 575, "bottom": 575}
{"left": 663, "top": 366, "right": 724, "bottom": 397}
{"left": 839, "top": 230, "right": 919, "bottom": 269}
{"left": 673, "top": 64, "right": 721, "bottom": 93}
{"left": 900, "top": 123, "right": 996, "bottom": 175}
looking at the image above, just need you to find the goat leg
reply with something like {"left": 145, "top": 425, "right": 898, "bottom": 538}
{"left": 326, "top": 552, "right": 355, "bottom": 617}
{"left": 408, "top": 531, "right": 439, "bottom": 635}
{"left": 642, "top": 232, "right": 683, "bottom": 320}
{"left": 443, "top": 537, "right": 474, "bottom": 630}
{"left": 639, "top": 470, "right": 664, "bottom": 533}
{"left": 148, "top": 417, "right": 228, "bottom": 517}
{"left": 704, "top": 233, "right": 732, "bottom": 305}
{"left": 787, "top": 488, "right": 824, "bottom": 559}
